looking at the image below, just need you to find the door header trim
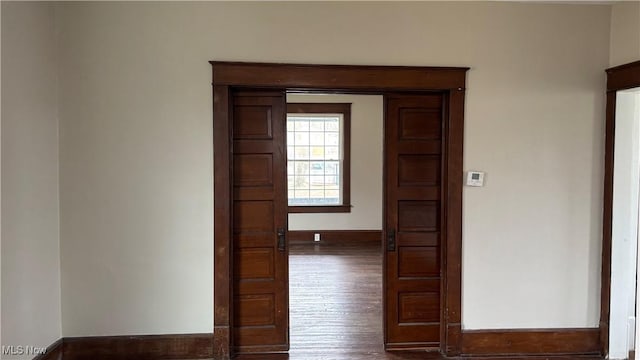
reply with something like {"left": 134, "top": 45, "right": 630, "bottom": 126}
{"left": 210, "top": 61, "right": 469, "bottom": 91}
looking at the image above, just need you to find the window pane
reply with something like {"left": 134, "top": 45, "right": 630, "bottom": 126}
{"left": 310, "top": 175, "right": 324, "bottom": 186}
{"left": 325, "top": 161, "right": 339, "bottom": 175}
{"left": 310, "top": 132, "right": 324, "bottom": 146}
{"left": 295, "top": 120, "right": 309, "bottom": 131}
{"left": 325, "top": 175, "right": 338, "bottom": 186}
{"left": 286, "top": 109, "right": 346, "bottom": 208}
{"left": 326, "top": 189, "right": 339, "bottom": 198}
{"left": 325, "top": 119, "right": 339, "bottom": 131}
{"left": 294, "top": 161, "right": 309, "bottom": 175}
{"left": 309, "top": 120, "right": 324, "bottom": 132}
{"left": 294, "top": 147, "right": 309, "bottom": 160}
{"left": 310, "top": 162, "right": 324, "bottom": 175}
{"left": 294, "top": 132, "right": 309, "bottom": 146}
{"left": 326, "top": 132, "right": 339, "bottom": 146}
{"left": 310, "top": 146, "right": 324, "bottom": 160}
{"left": 294, "top": 176, "right": 309, "bottom": 189}
{"left": 325, "top": 146, "right": 339, "bottom": 160}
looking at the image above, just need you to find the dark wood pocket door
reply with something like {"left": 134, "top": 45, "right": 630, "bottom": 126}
{"left": 385, "top": 94, "right": 445, "bottom": 349}
{"left": 232, "top": 90, "right": 289, "bottom": 353}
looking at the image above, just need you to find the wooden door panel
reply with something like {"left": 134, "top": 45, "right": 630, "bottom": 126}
{"left": 398, "top": 155, "right": 440, "bottom": 186}
{"left": 387, "top": 278, "right": 441, "bottom": 344}
{"left": 234, "top": 294, "right": 276, "bottom": 326}
{"left": 233, "top": 106, "right": 273, "bottom": 139}
{"left": 397, "top": 201, "right": 439, "bottom": 232}
{"left": 395, "top": 188, "right": 440, "bottom": 201}
{"left": 398, "top": 247, "right": 440, "bottom": 277}
{"left": 397, "top": 232, "right": 439, "bottom": 247}
{"left": 233, "top": 201, "right": 274, "bottom": 233}
{"left": 398, "top": 110, "right": 442, "bottom": 140}
{"left": 232, "top": 90, "right": 288, "bottom": 352}
{"left": 396, "top": 142, "right": 442, "bottom": 155}
{"left": 235, "top": 140, "right": 275, "bottom": 154}
{"left": 398, "top": 292, "right": 440, "bottom": 323}
{"left": 385, "top": 94, "right": 444, "bottom": 349}
{"left": 234, "top": 154, "right": 274, "bottom": 187}
{"left": 235, "top": 248, "right": 275, "bottom": 279}
{"left": 234, "top": 188, "right": 275, "bottom": 201}
{"left": 233, "top": 234, "right": 275, "bottom": 248}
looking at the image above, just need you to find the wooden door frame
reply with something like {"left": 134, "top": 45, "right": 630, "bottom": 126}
{"left": 600, "top": 60, "right": 640, "bottom": 357}
{"left": 210, "top": 62, "right": 469, "bottom": 359}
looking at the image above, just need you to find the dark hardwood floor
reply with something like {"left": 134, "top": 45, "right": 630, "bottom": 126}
{"left": 289, "top": 243, "right": 387, "bottom": 359}
{"left": 236, "top": 243, "right": 603, "bottom": 360}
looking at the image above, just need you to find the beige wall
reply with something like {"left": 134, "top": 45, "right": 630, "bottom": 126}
{"left": 287, "top": 94, "right": 383, "bottom": 231}
{"left": 1, "top": 2, "right": 62, "bottom": 358}
{"left": 610, "top": 1, "right": 640, "bottom": 67}
{"left": 53, "top": 1, "right": 610, "bottom": 335}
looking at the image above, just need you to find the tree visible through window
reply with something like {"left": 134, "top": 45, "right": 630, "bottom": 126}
{"left": 286, "top": 103, "right": 351, "bottom": 213}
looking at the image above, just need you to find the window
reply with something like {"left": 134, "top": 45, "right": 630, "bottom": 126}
{"left": 286, "top": 103, "right": 351, "bottom": 213}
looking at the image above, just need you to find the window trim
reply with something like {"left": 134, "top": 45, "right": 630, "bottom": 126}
{"left": 286, "top": 102, "right": 351, "bottom": 213}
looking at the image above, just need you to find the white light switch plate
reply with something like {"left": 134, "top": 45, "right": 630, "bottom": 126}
{"left": 466, "top": 171, "right": 485, "bottom": 187}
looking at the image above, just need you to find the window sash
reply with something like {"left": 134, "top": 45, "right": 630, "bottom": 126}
{"left": 286, "top": 113, "right": 344, "bottom": 206}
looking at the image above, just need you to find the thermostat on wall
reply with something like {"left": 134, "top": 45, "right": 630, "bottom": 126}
{"left": 466, "top": 171, "right": 485, "bottom": 187}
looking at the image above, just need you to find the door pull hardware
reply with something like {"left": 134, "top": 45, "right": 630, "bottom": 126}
{"left": 387, "top": 229, "right": 396, "bottom": 251}
{"left": 277, "top": 228, "right": 286, "bottom": 252}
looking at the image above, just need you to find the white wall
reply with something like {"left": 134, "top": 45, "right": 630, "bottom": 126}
{"left": 610, "top": 89, "right": 640, "bottom": 359}
{"left": 55, "top": 2, "right": 610, "bottom": 335}
{"left": 287, "top": 94, "right": 383, "bottom": 231}
{"left": 1, "top": 2, "right": 62, "bottom": 358}
{"left": 1, "top": 0, "right": 4, "bottom": 351}
{"left": 610, "top": 1, "right": 640, "bottom": 67}
{"left": 1, "top": 1, "right": 3, "bottom": 351}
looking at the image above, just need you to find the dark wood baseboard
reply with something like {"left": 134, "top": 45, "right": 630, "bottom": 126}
{"left": 213, "top": 326, "right": 230, "bottom": 359}
{"left": 59, "top": 333, "right": 213, "bottom": 360}
{"left": 446, "top": 323, "right": 462, "bottom": 356}
{"left": 631, "top": 350, "right": 636, "bottom": 360}
{"left": 34, "top": 329, "right": 604, "bottom": 360}
{"left": 288, "top": 230, "right": 382, "bottom": 245}
{"left": 461, "top": 328, "right": 600, "bottom": 357}
{"left": 33, "top": 338, "right": 63, "bottom": 360}
{"left": 235, "top": 355, "right": 601, "bottom": 360}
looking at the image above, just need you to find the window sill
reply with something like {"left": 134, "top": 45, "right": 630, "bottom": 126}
{"left": 288, "top": 205, "right": 352, "bottom": 214}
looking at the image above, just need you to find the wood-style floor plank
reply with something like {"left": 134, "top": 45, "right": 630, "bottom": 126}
{"left": 289, "top": 243, "right": 383, "bottom": 358}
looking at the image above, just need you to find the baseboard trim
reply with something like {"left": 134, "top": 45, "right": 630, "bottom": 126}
{"left": 288, "top": 230, "right": 382, "bottom": 245}
{"left": 32, "top": 338, "right": 63, "bottom": 360}
{"left": 33, "top": 328, "right": 602, "bottom": 359}
{"left": 40, "top": 333, "right": 214, "bottom": 360}
{"left": 213, "top": 326, "right": 231, "bottom": 359}
{"left": 461, "top": 328, "right": 601, "bottom": 356}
